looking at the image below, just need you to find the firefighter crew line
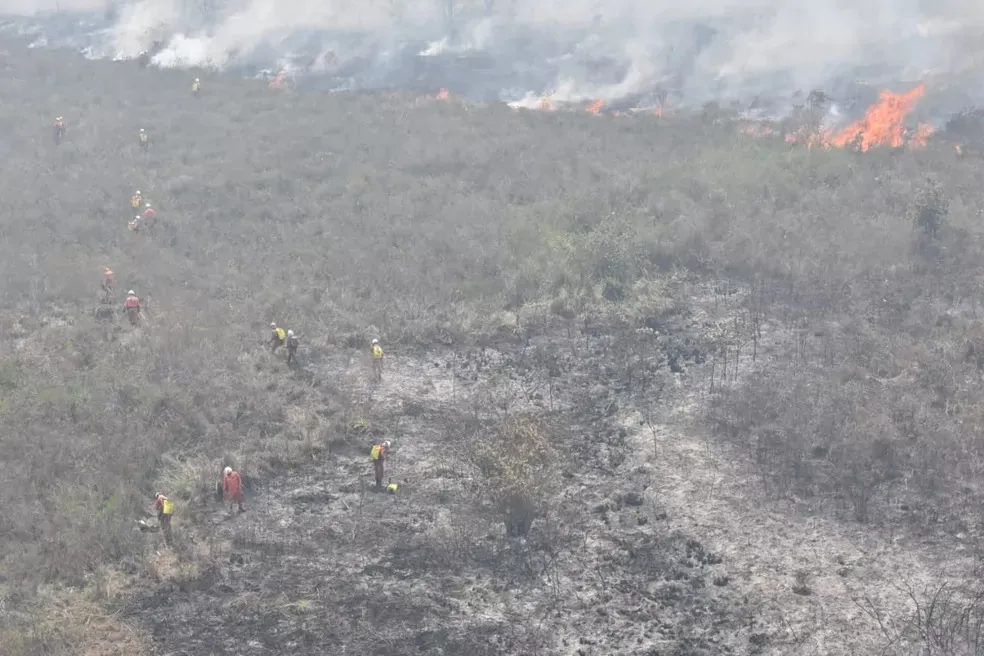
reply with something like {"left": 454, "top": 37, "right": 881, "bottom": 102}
{"left": 57, "top": 78, "right": 399, "bottom": 546}
{"left": 146, "top": 335, "right": 393, "bottom": 544}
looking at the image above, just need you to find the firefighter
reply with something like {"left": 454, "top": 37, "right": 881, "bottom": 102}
{"left": 131, "top": 190, "right": 142, "bottom": 210}
{"left": 192, "top": 77, "right": 200, "bottom": 96}
{"left": 370, "top": 440, "right": 391, "bottom": 489}
{"left": 129, "top": 216, "right": 142, "bottom": 232}
{"left": 270, "top": 322, "right": 286, "bottom": 353}
{"left": 222, "top": 466, "right": 245, "bottom": 513}
{"left": 152, "top": 493, "right": 174, "bottom": 544}
{"left": 142, "top": 202, "right": 157, "bottom": 227}
{"left": 371, "top": 338, "right": 384, "bottom": 381}
{"left": 101, "top": 267, "right": 115, "bottom": 302}
{"left": 285, "top": 329, "right": 299, "bottom": 364}
{"left": 53, "top": 116, "right": 65, "bottom": 145}
{"left": 138, "top": 128, "right": 149, "bottom": 151}
{"left": 123, "top": 290, "right": 141, "bottom": 325}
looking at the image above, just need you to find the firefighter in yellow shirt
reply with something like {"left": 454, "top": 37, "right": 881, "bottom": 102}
{"left": 192, "top": 77, "right": 200, "bottom": 96}
{"left": 153, "top": 493, "right": 174, "bottom": 544}
{"left": 370, "top": 441, "right": 391, "bottom": 489}
{"left": 371, "top": 338, "right": 384, "bottom": 381}
{"left": 270, "top": 322, "right": 287, "bottom": 353}
{"left": 131, "top": 190, "right": 142, "bottom": 209}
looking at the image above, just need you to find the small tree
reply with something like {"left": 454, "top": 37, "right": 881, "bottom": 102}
{"left": 471, "top": 413, "right": 554, "bottom": 537}
{"left": 912, "top": 180, "right": 949, "bottom": 242}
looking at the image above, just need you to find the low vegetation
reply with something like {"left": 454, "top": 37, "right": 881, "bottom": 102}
{"left": 2, "top": 36, "right": 984, "bottom": 654}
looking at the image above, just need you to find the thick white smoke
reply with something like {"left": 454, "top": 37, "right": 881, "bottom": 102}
{"left": 3, "top": 0, "right": 984, "bottom": 112}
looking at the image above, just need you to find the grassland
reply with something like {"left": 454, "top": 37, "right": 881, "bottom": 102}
{"left": 2, "top": 38, "right": 984, "bottom": 655}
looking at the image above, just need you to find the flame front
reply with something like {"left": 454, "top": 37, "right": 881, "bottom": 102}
{"left": 506, "top": 83, "right": 935, "bottom": 154}
{"left": 827, "top": 84, "right": 932, "bottom": 151}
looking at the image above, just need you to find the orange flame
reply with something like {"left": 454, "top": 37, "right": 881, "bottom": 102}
{"left": 955, "top": 143, "right": 964, "bottom": 156}
{"left": 437, "top": 88, "right": 450, "bottom": 100}
{"left": 777, "top": 83, "right": 934, "bottom": 151}
{"left": 586, "top": 99, "right": 604, "bottom": 115}
{"left": 827, "top": 84, "right": 929, "bottom": 151}
{"left": 910, "top": 123, "right": 935, "bottom": 149}
{"left": 538, "top": 97, "right": 555, "bottom": 111}
{"left": 738, "top": 120, "right": 780, "bottom": 138}
{"left": 654, "top": 105, "right": 663, "bottom": 118}
{"left": 783, "top": 124, "right": 825, "bottom": 149}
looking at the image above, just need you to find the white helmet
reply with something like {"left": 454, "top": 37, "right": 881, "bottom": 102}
{"left": 145, "top": 202, "right": 151, "bottom": 208}
{"left": 223, "top": 466, "right": 232, "bottom": 475}
{"left": 135, "top": 190, "right": 140, "bottom": 195}
{"left": 139, "top": 128, "right": 145, "bottom": 132}
{"left": 384, "top": 441, "right": 391, "bottom": 448}
{"left": 287, "top": 330, "right": 294, "bottom": 336}
{"left": 195, "top": 77, "right": 200, "bottom": 82}
{"left": 127, "top": 290, "right": 135, "bottom": 296}
{"left": 270, "top": 322, "right": 277, "bottom": 327}
{"left": 371, "top": 338, "right": 379, "bottom": 345}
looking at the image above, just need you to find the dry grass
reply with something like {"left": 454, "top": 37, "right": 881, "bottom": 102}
{"left": 2, "top": 32, "right": 984, "bottom": 655}
{"left": 1, "top": 585, "right": 150, "bottom": 656}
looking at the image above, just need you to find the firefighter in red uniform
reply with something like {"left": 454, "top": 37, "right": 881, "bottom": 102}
{"left": 123, "top": 290, "right": 141, "bottom": 326}
{"left": 142, "top": 203, "right": 157, "bottom": 229}
{"left": 222, "top": 466, "right": 245, "bottom": 513}
{"left": 101, "top": 267, "right": 115, "bottom": 302}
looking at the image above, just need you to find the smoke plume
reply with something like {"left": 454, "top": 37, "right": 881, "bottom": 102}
{"left": 3, "top": 0, "right": 984, "bottom": 115}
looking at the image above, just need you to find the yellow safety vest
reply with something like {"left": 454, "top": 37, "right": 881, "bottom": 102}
{"left": 160, "top": 498, "right": 174, "bottom": 515}
{"left": 370, "top": 444, "right": 384, "bottom": 461}
{"left": 371, "top": 345, "right": 383, "bottom": 359}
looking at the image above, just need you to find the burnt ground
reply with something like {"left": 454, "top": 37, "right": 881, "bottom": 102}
{"left": 115, "top": 279, "right": 976, "bottom": 656}
{"left": 126, "top": 307, "right": 748, "bottom": 655}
